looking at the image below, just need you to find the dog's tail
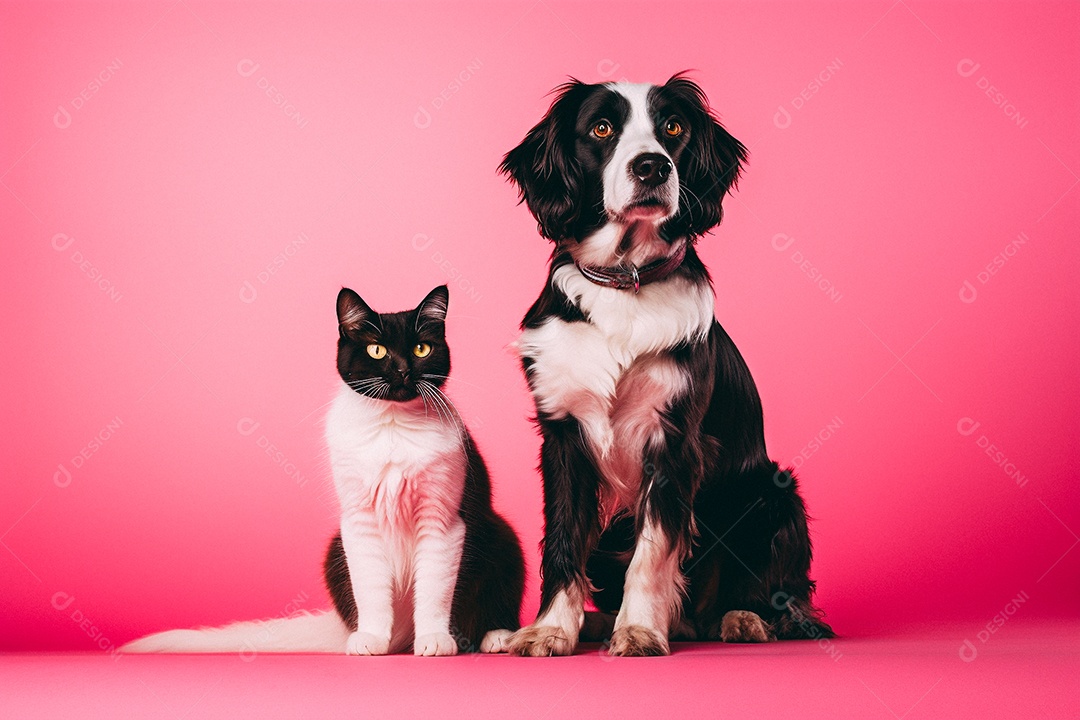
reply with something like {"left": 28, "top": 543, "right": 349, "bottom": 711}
{"left": 120, "top": 610, "right": 350, "bottom": 654}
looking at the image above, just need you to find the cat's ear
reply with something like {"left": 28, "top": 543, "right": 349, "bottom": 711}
{"left": 337, "top": 287, "right": 374, "bottom": 337}
{"left": 417, "top": 285, "right": 449, "bottom": 324}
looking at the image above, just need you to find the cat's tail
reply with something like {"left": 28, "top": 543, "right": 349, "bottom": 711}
{"left": 119, "top": 610, "right": 350, "bottom": 654}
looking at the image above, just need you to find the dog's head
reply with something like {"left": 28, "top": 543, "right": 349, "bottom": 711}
{"left": 500, "top": 74, "right": 747, "bottom": 266}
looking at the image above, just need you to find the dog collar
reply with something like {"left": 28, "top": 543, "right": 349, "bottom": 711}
{"left": 573, "top": 242, "right": 687, "bottom": 294}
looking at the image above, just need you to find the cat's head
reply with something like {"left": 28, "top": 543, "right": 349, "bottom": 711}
{"left": 335, "top": 285, "right": 451, "bottom": 403}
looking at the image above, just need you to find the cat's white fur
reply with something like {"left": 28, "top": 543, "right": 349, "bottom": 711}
{"left": 121, "top": 381, "right": 506, "bottom": 656}
{"left": 119, "top": 610, "right": 350, "bottom": 654}
{"left": 325, "top": 383, "right": 470, "bottom": 656}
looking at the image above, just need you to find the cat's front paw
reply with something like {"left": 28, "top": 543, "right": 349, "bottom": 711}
{"left": 414, "top": 632, "right": 459, "bottom": 657}
{"left": 507, "top": 625, "right": 577, "bottom": 657}
{"left": 346, "top": 631, "right": 391, "bottom": 656}
{"left": 479, "top": 629, "right": 514, "bottom": 653}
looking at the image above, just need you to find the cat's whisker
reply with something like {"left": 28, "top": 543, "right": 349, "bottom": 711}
{"left": 347, "top": 384, "right": 379, "bottom": 394}
{"left": 347, "top": 378, "right": 392, "bottom": 403}
{"left": 369, "top": 381, "right": 391, "bottom": 402}
{"left": 422, "top": 385, "right": 469, "bottom": 455}
{"left": 418, "top": 381, "right": 460, "bottom": 433}
{"left": 428, "top": 385, "right": 465, "bottom": 423}
{"left": 417, "top": 384, "right": 439, "bottom": 422}
{"left": 418, "top": 380, "right": 447, "bottom": 412}
{"left": 420, "top": 373, "right": 483, "bottom": 390}
{"left": 419, "top": 383, "right": 452, "bottom": 427}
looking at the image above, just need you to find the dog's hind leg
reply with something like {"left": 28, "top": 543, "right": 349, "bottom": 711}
{"left": 691, "top": 463, "right": 833, "bottom": 643}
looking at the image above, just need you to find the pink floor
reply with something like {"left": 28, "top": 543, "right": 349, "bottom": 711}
{"left": 4, "top": 621, "right": 1077, "bottom": 719}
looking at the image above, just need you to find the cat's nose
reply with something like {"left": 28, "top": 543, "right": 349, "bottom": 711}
{"left": 393, "top": 368, "right": 410, "bottom": 383}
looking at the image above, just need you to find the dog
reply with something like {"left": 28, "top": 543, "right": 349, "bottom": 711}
{"left": 499, "top": 74, "right": 833, "bottom": 656}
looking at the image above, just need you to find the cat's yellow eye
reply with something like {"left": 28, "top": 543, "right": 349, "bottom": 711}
{"left": 366, "top": 344, "right": 387, "bottom": 360}
{"left": 413, "top": 343, "right": 432, "bottom": 358}
{"left": 664, "top": 119, "right": 683, "bottom": 137}
{"left": 592, "top": 121, "right": 613, "bottom": 138}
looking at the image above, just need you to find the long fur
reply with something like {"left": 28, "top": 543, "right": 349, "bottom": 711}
{"left": 119, "top": 611, "right": 349, "bottom": 654}
{"left": 501, "top": 74, "right": 831, "bottom": 656}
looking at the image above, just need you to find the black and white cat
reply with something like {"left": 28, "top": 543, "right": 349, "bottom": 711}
{"left": 121, "top": 286, "right": 524, "bottom": 655}
{"left": 324, "top": 285, "right": 524, "bottom": 655}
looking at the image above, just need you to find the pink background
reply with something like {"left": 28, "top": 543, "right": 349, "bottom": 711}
{"left": 2, "top": 0, "right": 1078, "bottom": 659}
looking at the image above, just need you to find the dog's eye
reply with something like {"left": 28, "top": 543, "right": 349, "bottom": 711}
{"left": 664, "top": 119, "right": 683, "bottom": 137}
{"left": 413, "top": 343, "right": 432, "bottom": 358}
{"left": 366, "top": 344, "right": 387, "bottom": 360}
{"left": 592, "top": 121, "right": 613, "bottom": 139}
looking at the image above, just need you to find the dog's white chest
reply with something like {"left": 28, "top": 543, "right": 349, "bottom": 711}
{"left": 517, "top": 266, "right": 714, "bottom": 511}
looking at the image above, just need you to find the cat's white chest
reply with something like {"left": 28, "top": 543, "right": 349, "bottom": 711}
{"left": 325, "top": 386, "right": 464, "bottom": 528}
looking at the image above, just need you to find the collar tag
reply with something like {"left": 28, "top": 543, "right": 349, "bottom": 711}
{"left": 573, "top": 242, "right": 687, "bottom": 293}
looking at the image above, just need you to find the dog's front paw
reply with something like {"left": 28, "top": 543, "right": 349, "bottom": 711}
{"left": 479, "top": 629, "right": 514, "bottom": 653}
{"left": 414, "top": 632, "right": 459, "bottom": 656}
{"left": 607, "top": 625, "right": 669, "bottom": 656}
{"left": 507, "top": 625, "right": 577, "bottom": 657}
{"left": 346, "top": 631, "right": 391, "bottom": 655}
{"left": 720, "top": 610, "right": 775, "bottom": 643}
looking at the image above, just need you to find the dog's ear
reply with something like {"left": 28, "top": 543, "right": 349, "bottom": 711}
{"left": 664, "top": 75, "right": 748, "bottom": 239}
{"left": 499, "top": 81, "right": 587, "bottom": 242}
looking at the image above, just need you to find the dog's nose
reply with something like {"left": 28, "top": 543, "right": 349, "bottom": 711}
{"left": 631, "top": 153, "right": 673, "bottom": 187}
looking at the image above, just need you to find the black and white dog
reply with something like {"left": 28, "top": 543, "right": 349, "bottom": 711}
{"left": 500, "top": 74, "right": 833, "bottom": 656}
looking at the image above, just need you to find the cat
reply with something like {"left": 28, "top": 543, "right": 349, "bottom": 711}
{"left": 323, "top": 284, "right": 524, "bottom": 655}
{"left": 121, "top": 285, "right": 524, "bottom": 655}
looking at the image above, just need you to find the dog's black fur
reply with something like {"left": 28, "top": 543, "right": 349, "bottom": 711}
{"left": 500, "top": 75, "right": 832, "bottom": 655}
